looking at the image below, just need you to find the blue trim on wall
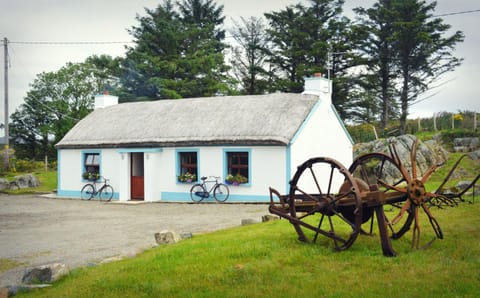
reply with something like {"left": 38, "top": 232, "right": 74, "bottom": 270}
{"left": 57, "top": 149, "right": 62, "bottom": 193}
{"left": 175, "top": 148, "right": 200, "bottom": 184}
{"left": 286, "top": 145, "right": 291, "bottom": 194}
{"left": 56, "top": 189, "right": 120, "bottom": 200}
{"left": 222, "top": 148, "right": 252, "bottom": 186}
{"left": 117, "top": 148, "right": 163, "bottom": 153}
{"left": 161, "top": 192, "right": 269, "bottom": 202}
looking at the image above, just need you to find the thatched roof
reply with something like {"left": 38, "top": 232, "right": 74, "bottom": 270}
{"left": 56, "top": 93, "right": 319, "bottom": 149}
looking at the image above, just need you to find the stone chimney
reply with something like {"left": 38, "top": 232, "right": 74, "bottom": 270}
{"left": 94, "top": 91, "right": 118, "bottom": 109}
{"left": 302, "top": 73, "right": 332, "bottom": 104}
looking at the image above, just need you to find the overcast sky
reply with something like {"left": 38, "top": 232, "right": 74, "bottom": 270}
{"left": 0, "top": 0, "right": 478, "bottom": 125}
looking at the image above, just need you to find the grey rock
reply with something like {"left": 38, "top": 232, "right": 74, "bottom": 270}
{"left": 155, "top": 230, "right": 180, "bottom": 245}
{"left": 21, "top": 263, "right": 68, "bottom": 284}
{"left": 354, "top": 135, "right": 449, "bottom": 182}
{"left": 180, "top": 232, "right": 193, "bottom": 239}
{"left": 262, "top": 214, "right": 278, "bottom": 222}
{"left": 0, "top": 179, "right": 9, "bottom": 191}
{"left": 13, "top": 174, "right": 40, "bottom": 189}
{"left": 241, "top": 218, "right": 258, "bottom": 226}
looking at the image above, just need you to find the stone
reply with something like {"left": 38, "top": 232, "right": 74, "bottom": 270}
{"left": 180, "top": 232, "right": 193, "bottom": 239}
{"left": 262, "top": 214, "right": 278, "bottom": 222}
{"left": 453, "top": 137, "right": 479, "bottom": 152}
{"left": 354, "top": 134, "right": 449, "bottom": 181}
{"left": 13, "top": 174, "right": 40, "bottom": 189}
{"left": 241, "top": 218, "right": 258, "bottom": 226}
{"left": 0, "top": 178, "right": 9, "bottom": 191}
{"left": 154, "top": 230, "right": 180, "bottom": 245}
{"left": 21, "top": 263, "right": 68, "bottom": 284}
{"left": 456, "top": 181, "right": 473, "bottom": 191}
{"left": 22, "top": 268, "right": 51, "bottom": 284}
{"left": 468, "top": 150, "right": 480, "bottom": 160}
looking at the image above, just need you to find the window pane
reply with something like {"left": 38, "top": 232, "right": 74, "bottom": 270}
{"left": 91, "top": 155, "right": 100, "bottom": 165}
{"left": 179, "top": 152, "right": 198, "bottom": 178}
{"left": 227, "top": 152, "right": 249, "bottom": 182}
{"left": 85, "top": 153, "right": 99, "bottom": 166}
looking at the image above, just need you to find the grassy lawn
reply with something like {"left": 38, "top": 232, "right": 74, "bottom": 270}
{"left": 18, "top": 199, "right": 480, "bottom": 297}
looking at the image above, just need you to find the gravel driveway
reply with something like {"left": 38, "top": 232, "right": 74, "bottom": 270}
{"left": 0, "top": 194, "right": 269, "bottom": 287}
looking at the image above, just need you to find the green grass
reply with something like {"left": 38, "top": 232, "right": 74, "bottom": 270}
{"left": 428, "top": 152, "right": 480, "bottom": 193}
{"left": 18, "top": 201, "right": 480, "bottom": 297}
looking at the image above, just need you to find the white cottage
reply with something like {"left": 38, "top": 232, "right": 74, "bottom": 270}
{"left": 55, "top": 76, "right": 353, "bottom": 202}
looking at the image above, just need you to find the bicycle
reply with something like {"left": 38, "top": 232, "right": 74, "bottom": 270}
{"left": 81, "top": 176, "right": 114, "bottom": 201}
{"left": 190, "top": 176, "right": 230, "bottom": 202}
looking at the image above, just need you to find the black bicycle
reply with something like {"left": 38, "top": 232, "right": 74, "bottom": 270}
{"left": 190, "top": 176, "right": 230, "bottom": 202}
{"left": 81, "top": 176, "right": 114, "bottom": 201}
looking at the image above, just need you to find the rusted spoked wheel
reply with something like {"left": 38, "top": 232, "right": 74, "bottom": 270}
{"left": 288, "top": 157, "right": 363, "bottom": 251}
{"left": 349, "top": 153, "right": 414, "bottom": 239}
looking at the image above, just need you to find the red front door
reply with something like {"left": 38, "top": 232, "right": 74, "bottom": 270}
{"left": 131, "top": 153, "right": 144, "bottom": 200}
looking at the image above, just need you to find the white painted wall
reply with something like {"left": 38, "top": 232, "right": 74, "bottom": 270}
{"left": 58, "top": 146, "right": 286, "bottom": 202}
{"left": 289, "top": 98, "right": 353, "bottom": 194}
{"left": 57, "top": 148, "right": 123, "bottom": 199}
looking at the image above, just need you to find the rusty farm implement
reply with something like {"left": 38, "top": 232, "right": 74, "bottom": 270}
{"left": 269, "top": 140, "right": 477, "bottom": 256}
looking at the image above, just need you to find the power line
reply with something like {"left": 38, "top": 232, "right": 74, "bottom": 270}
{"left": 9, "top": 41, "right": 135, "bottom": 45}
{"left": 432, "top": 9, "right": 480, "bottom": 18}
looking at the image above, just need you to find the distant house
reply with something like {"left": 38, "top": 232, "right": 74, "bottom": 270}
{"left": 55, "top": 76, "right": 353, "bottom": 202}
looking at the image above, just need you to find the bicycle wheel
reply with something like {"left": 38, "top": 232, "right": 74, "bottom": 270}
{"left": 100, "top": 185, "right": 114, "bottom": 201}
{"left": 190, "top": 184, "right": 207, "bottom": 202}
{"left": 81, "top": 184, "right": 94, "bottom": 200}
{"left": 213, "top": 183, "right": 229, "bottom": 202}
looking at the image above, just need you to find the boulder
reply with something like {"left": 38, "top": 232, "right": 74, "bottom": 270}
{"left": 354, "top": 135, "right": 449, "bottom": 179}
{"left": 21, "top": 263, "right": 68, "bottom": 284}
{"left": 453, "top": 137, "right": 479, "bottom": 152}
{"left": 180, "top": 232, "right": 193, "bottom": 239}
{"left": 241, "top": 218, "right": 258, "bottom": 226}
{"left": 22, "top": 268, "right": 51, "bottom": 284}
{"left": 468, "top": 150, "right": 480, "bottom": 160}
{"left": 0, "top": 178, "right": 9, "bottom": 191}
{"left": 155, "top": 230, "right": 180, "bottom": 245}
{"left": 262, "top": 214, "right": 279, "bottom": 222}
{"left": 13, "top": 174, "right": 40, "bottom": 189}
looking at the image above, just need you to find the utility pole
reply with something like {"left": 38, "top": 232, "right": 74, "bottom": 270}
{"left": 3, "top": 37, "right": 9, "bottom": 170}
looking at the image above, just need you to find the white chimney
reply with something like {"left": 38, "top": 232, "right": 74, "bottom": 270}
{"left": 302, "top": 73, "right": 332, "bottom": 104}
{"left": 94, "top": 91, "right": 118, "bottom": 109}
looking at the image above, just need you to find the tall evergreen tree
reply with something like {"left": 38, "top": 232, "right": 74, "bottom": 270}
{"left": 264, "top": 0, "right": 355, "bottom": 119}
{"left": 121, "top": 0, "right": 229, "bottom": 100}
{"left": 355, "top": 0, "right": 464, "bottom": 133}
{"left": 392, "top": 0, "right": 464, "bottom": 133}
{"left": 355, "top": 0, "right": 398, "bottom": 131}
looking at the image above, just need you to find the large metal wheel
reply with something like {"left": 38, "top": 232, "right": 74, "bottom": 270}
{"left": 288, "top": 157, "right": 363, "bottom": 251}
{"left": 349, "top": 152, "right": 414, "bottom": 239}
{"left": 352, "top": 140, "right": 445, "bottom": 249}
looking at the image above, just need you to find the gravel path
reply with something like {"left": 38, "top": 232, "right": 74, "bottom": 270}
{"left": 0, "top": 194, "right": 269, "bottom": 287}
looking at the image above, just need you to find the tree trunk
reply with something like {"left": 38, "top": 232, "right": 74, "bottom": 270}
{"left": 399, "top": 66, "right": 409, "bottom": 135}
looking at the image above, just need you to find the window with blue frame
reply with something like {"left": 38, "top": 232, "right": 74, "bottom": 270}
{"left": 178, "top": 151, "right": 198, "bottom": 182}
{"left": 226, "top": 151, "right": 249, "bottom": 184}
{"left": 83, "top": 153, "right": 100, "bottom": 180}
